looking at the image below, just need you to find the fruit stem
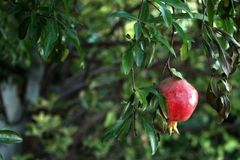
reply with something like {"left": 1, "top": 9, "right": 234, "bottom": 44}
{"left": 168, "top": 121, "right": 180, "bottom": 135}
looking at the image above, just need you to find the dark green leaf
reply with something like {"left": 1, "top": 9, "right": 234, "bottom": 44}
{"left": 136, "top": 88, "right": 148, "bottom": 108}
{"left": 134, "top": 22, "right": 142, "bottom": 41}
{"left": 65, "top": 28, "right": 84, "bottom": 66}
{"left": 38, "top": 20, "right": 59, "bottom": 59}
{"left": 18, "top": 17, "right": 31, "bottom": 40}
{"left": 117, "top": 117, "right": 133, "bottom": 140}
{"left": 0, "top": 130, "right": 22, "bottom": 144}
{"left": 207, "top": 0, "right": 214, "bottom": 26}
{"left": 140, "top": 0, "right": 149, "bottom": 21}
{"left": 210, "top": 30, "right": 231, "bottom": 77}
{"left": 173, "top": 21, "right": 191, "bottom": 42}
{"left": 122, "top": 46, "right": 134, "bottom": 74}
{"left": 141, "top": 115, "right": 158, "bottom": 155}
{"left": 112, "top": 11, "right": 138, "bottom": 21}
{"left": 29, "top": 13, "right": 42, "bottom": 44}
{"left": 148, "top": 43, "right": 156, "bottom": 66}
{"left": 141, "top": 86, "right": 168, "bottom": 116}
{"left": 213, "top": 28, "right": 240, "bottom": 48}
{"left": 156, "top": 34, "right": 176, "bottom": 57}
{"left": 119, "top": 94, "right": 135, "bottom": 120}
{"left": 154, "top": 0, "right": 193, "bottom": 17}
{"left": 134, "top": 43, "right": 145, "bottom": 67}
{"left": 103, "top": 94, "right": 134, "bottom": 141}
{"left": 170, "top": 68, "right": 184, "bottom": 79}
{"left": 159, "top": 4, "right": 172, "bottom": 26}
{"left": 147, "top": 12, "right": 208, "bottom": 24}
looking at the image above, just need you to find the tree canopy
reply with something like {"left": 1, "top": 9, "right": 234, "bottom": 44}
{"left": 0, "top": 0, "right": 240, "bottom": 159}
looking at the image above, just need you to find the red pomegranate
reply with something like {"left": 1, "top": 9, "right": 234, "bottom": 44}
{"left": 158, "top": 77, "right": 199, "bottom": 135}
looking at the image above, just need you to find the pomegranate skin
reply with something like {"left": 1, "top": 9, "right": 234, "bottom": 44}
{"left": 158, "top": 77, "right": 199, "bottom": 123}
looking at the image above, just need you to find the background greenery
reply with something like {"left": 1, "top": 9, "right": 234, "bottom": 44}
{"left": 0, "top": 0, "right": 240, "bottom": 159}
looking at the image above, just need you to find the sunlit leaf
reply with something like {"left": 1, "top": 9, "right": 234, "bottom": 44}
{"left": 170, "top": 68, "right": 184, "bottom": 79}
{"left": 159, "top": 3, "right": 172, "bottom": 26}
{"left": 112, "top": 11, "right": 137, "bottom": 21}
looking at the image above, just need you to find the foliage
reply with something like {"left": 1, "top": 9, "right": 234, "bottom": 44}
{"left": 0, "top": 0, "right": 240, "bottom": 159}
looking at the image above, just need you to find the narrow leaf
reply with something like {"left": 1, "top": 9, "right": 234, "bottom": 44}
{"left": 156, "top": 35, "right": 176, "bottom": 57}
{"left": 0, "top": 130, "right": 22, "bottom": 144}
{"left": 180, "top": 42, "right": 188, "bottom": 61}
{"left": 134, "top": 22, "right": 142, "bottom": 41}
{"left": 122, "top": 46, "right": 134, "bottom": 74}
{"left": 170, "top": 68, "right": 184, "bottom": 79}
{"left": 38, "top": 20, "right": 58, "bottom": 59}
{"left": 136, "top": 89, "right": 148, "bottom": 108}
{"left": 134, "top": 43, "right": 145, "bottom": 67}
{"left": 140, "top": 0, "right": 149, "bottom": 21}
{"left": 159, "top": 4, "right": 172, "bottom": 26}
{"left": 18, "top": 17, "right": 31, "bottom": 40}
{"left": 154, "top": 0, "right": 193, "bottom": 17}
{"left": 148, "top": 43, "right": 156, "bottom": 66}
{"left": 112, "top": 11, "right": 137, "bottom": 21}
{"left": 65, "top": 28, "right": 84, "bottom": 66}
{"left": 207, "top": 0, "right": 214, "bottom": 26}
{"left": 141, "top": 115, "right": 158, "bottom": 155}
{"left": 173, "top": 21, "right": 191, "bottom": 42}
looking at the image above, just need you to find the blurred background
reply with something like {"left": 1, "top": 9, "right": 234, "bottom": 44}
{"left": 0, "top": 0, "right": 240, "bottom": 160}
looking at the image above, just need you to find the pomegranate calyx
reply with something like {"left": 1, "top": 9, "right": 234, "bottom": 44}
{"left": 168, "top": 121, "right": 180, "bottom": 135}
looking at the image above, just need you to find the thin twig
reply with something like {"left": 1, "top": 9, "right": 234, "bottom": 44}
{"left": 131, "top": 68, "right": 136, "bottom": 92}
{"left": 201, "top": 0, "right": 206, "bottom": 31}
{"left": 133, "top": 108, "right": 137, "bottom": 136}
{"left": 163, "top": 7, "right": 175, "bottom": 75}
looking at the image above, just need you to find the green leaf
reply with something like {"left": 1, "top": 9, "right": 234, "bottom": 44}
{"left": 119, "top": 94, "right": 135, "bottom": 120}
{"left": 29, "top": 13, "right": 42, "bottom": 44}
{"left": 18, "top": 17, "right": 31, "bottom": 40}
{"left": 117, "top": 117, "right": 133, "bottom": 140}
{"left": 148, "top": 43, "right": 156, "bottom": 66}
{"left": 140, "top": 0, "right": 149, "bottom": 21}
{"left": 154, "top": 0, "right": 193, "bottom": 17}
{"left": 141, "top": 115, "right": 158, "bottom": 155}
{"left": 134, "top": 22, "right": 142, "bottom": 41}
{"left": 170, "top": 68, "right": 184, "bottom": 79}
{"left": 134, "top": 43, "right": 145, "bottom": 67}
{"left": 147, "top": 12, "right": 208, "bottom": 24}
{"left": 141, "top": 86, "right": 168, "bottom": 116}
{"left": 102, "top": 94, "right": 134, "bottom": 141}
{"left": 112, "top": 11, "right": 138, "bottom": 21}
{"left": 0, "top": 130, "right": 22, "bottom": 144}
{"left": 122, "top": 46, "right": 134, "bottom": 74}
{"left": 156, "top": 35, "right": 176, "bottom": 57}
{"left": 210, "top": 30, "right": 231, "bottom": 77}
{"left": 65, "top": 28, "right": 84, "bottom": 66}
{"left": 159, "top": 4, "right": 172, "bottom": 26}
{"left": 38, "top": 20, "right": 59, "bottom": 59}
{"left": 213, "top": 28, "right": 240, "bottom": 48}
{"left": 172, "top": 21, "right": 191, "bottom": 42}
{"left": 180, "top": 42, "right": 188, "bottom": 61}
{"left": 207, "top": 0, "right": 214, "bottom": 26}
{"left": 136, "top": 88, "right": 148, "bottom": 108}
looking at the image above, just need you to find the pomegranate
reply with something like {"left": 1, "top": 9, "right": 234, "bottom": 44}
{"left": 158, "top": 77, "right": 199, "bottom": 135}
